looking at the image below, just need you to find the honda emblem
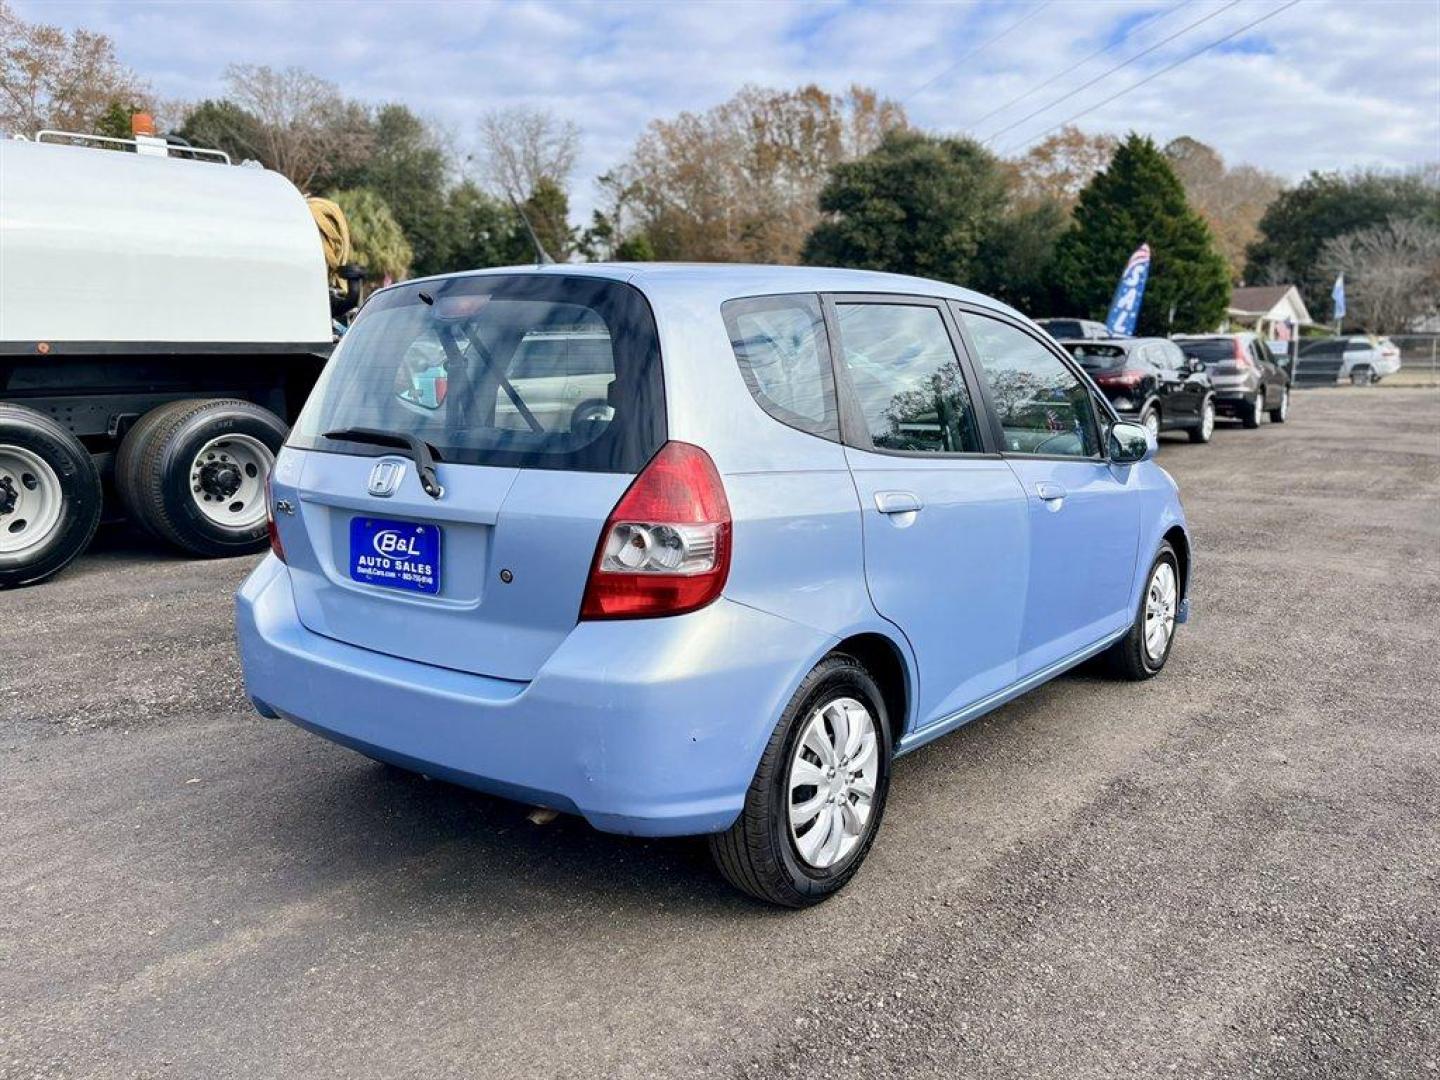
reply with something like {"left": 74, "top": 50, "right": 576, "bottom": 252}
{"left": 367, "top": 459, "right": 404, "bottom": 497}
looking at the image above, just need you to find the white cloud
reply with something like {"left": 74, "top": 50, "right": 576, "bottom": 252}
{"left": 17, "top": 0, "right": 1439, "bottom": 220}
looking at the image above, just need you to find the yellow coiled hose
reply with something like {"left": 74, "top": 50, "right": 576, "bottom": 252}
{"left": 306, "top": 196, "right": 352, "bottom": 290}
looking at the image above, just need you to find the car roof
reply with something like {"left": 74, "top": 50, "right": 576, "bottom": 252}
{"left": 382, "top": 262, "right": 1023, "bottom": 320}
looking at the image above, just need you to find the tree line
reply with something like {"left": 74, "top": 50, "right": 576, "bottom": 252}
{"left": 2, "top": 1, "right": 1436, "bottom": 332}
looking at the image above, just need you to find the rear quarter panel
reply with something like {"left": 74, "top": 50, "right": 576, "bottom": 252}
{"left": 639, "top": 280, "right": 905, "bottom": 685}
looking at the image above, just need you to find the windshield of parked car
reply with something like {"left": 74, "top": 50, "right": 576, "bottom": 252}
{"left": 291, "top": 274, "right": 666, "bottom": 472}
{"left": 1174, "top": 339, "right": 1237, "bottom": 364}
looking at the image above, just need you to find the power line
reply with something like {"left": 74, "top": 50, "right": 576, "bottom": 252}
{"left": 963, "top": 0, "right": 1190, "bottom": 133}
{"left": 980, "top": 0, "right": 1242, "bottom": 146}
{"left": 903, "top": 1, "right": 1054, "bottom": 105}
{"left": 1000, "top": 0, "right": 1304, "bottom": 154}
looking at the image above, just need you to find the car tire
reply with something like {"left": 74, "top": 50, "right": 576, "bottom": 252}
{"left": 1269, "top": 386, "right": 1290, "bottom": 424}
{"left": 1104, "top": 541, "right": 1181, "bottom": 681}
{"left": 1188, "top": 397, "right": 1216, "bottom": 444}
{"left": 1242, "top": 390, "right": 1264, "bottom": 429}
{"left": 0, "top": 404, "right": 103, "bottom": 589}
{"left": 117, "top": 399, "right": 288, "bottom": 557}
{"left": 1138, "top": 403, "right": 1161, "bottom": 443}
{"left": 709, "top": 653, "right": 893, "bottom": 907}
{"left": 1349, "top": 367, "right": 1373, "bottom": 387}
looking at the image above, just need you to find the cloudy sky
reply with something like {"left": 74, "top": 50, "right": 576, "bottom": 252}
{"left": 23, "top": 0, "right": 1440, "bottom": 218}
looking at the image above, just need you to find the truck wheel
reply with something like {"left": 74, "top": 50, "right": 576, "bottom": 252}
{"left": 117, "top": 399, "right": 288, "bottom": 557}
{"left": 0, "top": 404, "right": 102, "bottom": 589}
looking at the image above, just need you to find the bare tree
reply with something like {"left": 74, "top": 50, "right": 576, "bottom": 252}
{"left": 1164, "top": 136, "right": 1284, "bottom": 281}
{"left": 0, "top": 0, "right": 150, "bottom": 135}
{"left": 1008, "top": 126, "right": 1117, "bottom": 208}
{"left": 220, "top": 64, "right": 372, "bottom": 191}
{"left": 476, "top": 105, "right": 580, "bottom": 202}
{"left": 613, "top": 83, "right": 906, "bottom": 264}
{"left": 1321, "top": 217, "right": 1440, "bottom": 332}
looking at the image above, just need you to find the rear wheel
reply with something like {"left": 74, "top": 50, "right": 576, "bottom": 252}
{"left": 1269, "top": 386, "right": 1290, "bottom": 423}
{"left": 1350, "top": 367, "right": 1374, "bottom": 387}
{"left": 1188, "top": 397, "right": 1216, "bottom": 443}
{"left": 709, "top": 653, "right": 892, "bottom": 907}
{"left": 0, "top": 404, "right": 102, "bottom": 589}
{"left": 1138, "top": 404, "right": 1161, "bottom": 443}
{"left": 117, "top": 399, "right": 288, "bottom": 557}
{"left": 1242, "top": 389, "right": 1264, "bottom": 429}
{"left": 1104, "top": 542, "right": 1180, "bottom": 681}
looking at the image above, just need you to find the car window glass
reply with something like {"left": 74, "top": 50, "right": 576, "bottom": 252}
{"left": 832, "top": 302, "right": 981, "bottom": 454}
{"left": 293, "top": 275, "right": 666, "bottom": 473}
{"left": 959, "top": 312, "right": 1101, "bottom": 458}
{"left": 722, "top": 294, "right": 838, "bottom": 439}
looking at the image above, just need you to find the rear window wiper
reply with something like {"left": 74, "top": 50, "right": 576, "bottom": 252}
{"left": 321, "top": 427, "right": 444, "bottom": 499}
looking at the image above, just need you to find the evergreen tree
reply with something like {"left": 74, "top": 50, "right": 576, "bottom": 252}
{"left": 1053, "top": 134, "right": 1230, "bottom": 334}
{"left": 802, "top": 130, "right": 1008, "bottom": 285}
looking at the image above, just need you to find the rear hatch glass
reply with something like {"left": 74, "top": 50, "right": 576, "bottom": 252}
{"left": 1064, "top": 343, "right": 1128, "bottom": 371}
{"left": 1175, "top": 339, "right": 1238, "bottom": 366}
{"left": 279, "top": 274, "right": 665, "bottom": 681}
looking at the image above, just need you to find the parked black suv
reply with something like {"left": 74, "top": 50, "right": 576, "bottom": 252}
{"left": 1060, "top": 337, "right": 1216, "bottom": 444}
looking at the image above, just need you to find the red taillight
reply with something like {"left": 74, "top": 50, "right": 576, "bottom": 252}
{"left": 1233, "top": 338, "right": 1253, "bottom": 369}
{"left": 580, "top": 441, "right": 731, "bottom": 620}
{"left": 1096, "top": 368, "right": 1146, "bottom": 388}
{"left": 264, "top": 473, "right": 286, "bottom": 563}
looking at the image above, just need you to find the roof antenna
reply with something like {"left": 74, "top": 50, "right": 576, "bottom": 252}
{"left": 509, "top": 194, "right": 555, "bottom": 266}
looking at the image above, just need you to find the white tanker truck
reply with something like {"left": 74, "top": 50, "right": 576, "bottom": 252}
{"left": 0, "top": 129, "right": 355, "bottom": 588}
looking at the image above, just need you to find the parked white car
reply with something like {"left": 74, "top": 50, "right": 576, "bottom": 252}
{"left": 1296, "top": 335, "right": 1402, "bottom": 385}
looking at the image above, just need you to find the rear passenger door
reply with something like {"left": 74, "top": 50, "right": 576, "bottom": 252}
{"left": 826, "top": 295, "right": 1029, "bottom": 730}
{"left": 1155, "top": 341, "right": 1201, "bottom": 426}
{"left": 955, "top": 307, "right": 1141, "bottom": 677}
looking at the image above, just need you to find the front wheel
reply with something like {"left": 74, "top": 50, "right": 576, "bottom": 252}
{"left": 709, "top": 653, "right": 892, "bottom": 907}
{"left": 1103, "top": 542, "right": 1181, "bottom": 681}
{"left": 1188, "top": 398, "right": 1216, "bottom": 443}
{"left": 0, "top": 404, "right": 103, "bottom": 588}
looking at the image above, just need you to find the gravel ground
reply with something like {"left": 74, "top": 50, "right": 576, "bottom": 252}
{"left": 2, "top": 386, "right": 1436, "bottom": 1079}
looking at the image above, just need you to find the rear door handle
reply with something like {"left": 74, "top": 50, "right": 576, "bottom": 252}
{"left": 1035, "top": 481, "right": 1067, "bottom": 502}
{"left": 874, "top": 491, "right": 923, "bottom": 515}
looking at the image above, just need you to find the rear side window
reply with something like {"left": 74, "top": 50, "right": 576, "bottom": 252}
{"left": 832, "top": 302, "right": 982, "bottom": 454}
{"left": 722, "top": 294, "right": 838, "bottom": 439}
{"left": 960, "top": 311, "right": 1101, "bottom": 458}
{"left": 292, "top": 274, "right": 665, "bottom": 472}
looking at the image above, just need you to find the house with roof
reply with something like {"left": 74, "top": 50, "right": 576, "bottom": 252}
{"left": 1224, "top": 284, "right": 1313, "bottom": 340}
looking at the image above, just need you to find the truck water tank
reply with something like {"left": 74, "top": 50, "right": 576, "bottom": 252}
{"left": 0, "top": 138, "right": 331, "bottom": 348}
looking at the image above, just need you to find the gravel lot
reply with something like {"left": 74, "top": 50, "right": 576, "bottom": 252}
{"left": 2, "top": 386, "right": 1437, "bottom": 1079}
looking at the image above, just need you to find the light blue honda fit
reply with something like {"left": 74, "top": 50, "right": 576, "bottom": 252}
{"left": 236, "top": 264, "right": 1190, "bottom": 906}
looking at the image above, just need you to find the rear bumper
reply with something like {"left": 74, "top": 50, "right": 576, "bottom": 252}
{"left": 235, "top": 556, "right": 834, "bottom": 837}
{"left": 1212, "top": 388, "right": 1256, "bottom": 413}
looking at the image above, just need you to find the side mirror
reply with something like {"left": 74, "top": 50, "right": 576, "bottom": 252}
{"left": 1109, "top": 421, "right": 1154, "bottom": 465}
{"left": 1187, "top": 356, "right": 1206, "bottom": 374}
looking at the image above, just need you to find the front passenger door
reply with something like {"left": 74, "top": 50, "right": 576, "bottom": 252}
{"left": 956, "top": 308, "right": 1141, "bottom": 676}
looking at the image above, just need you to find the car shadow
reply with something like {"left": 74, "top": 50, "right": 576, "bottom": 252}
{"left": 253, "top": 743, "right": 776, "bottom": 920}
